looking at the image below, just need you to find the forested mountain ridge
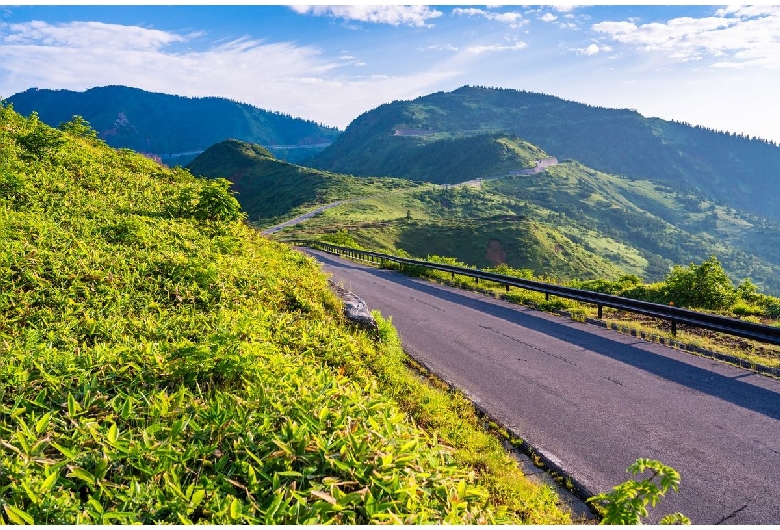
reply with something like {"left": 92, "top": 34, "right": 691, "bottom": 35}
{"left": 310, "top": 85, "right": 780, "bottom": 221}
{"left": 6, "top": 86, "right": 340, "bottom": 165}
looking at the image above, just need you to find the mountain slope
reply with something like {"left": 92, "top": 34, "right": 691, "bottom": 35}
{"left": 310, "top": 85, "right": 780, "bottom": 221}
{"left": 283, "top": 160, "right": 780, "bottom": 294}
{"left": 0, "top": 104, "right": 569, "bottom": 524}
{"left": 6, "top": 85, "right": 340, "bottom": 165}
{"left": 187, "top": 139, "right": 420, "bottom": 224}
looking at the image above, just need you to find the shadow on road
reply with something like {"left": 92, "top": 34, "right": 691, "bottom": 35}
{"left": 309, "top": 250, "right": 780, "bottom": 422}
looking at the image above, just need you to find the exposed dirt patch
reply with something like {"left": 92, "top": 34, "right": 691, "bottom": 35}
{"left": 485, "top": 240, "right": 507, "bottom": 266}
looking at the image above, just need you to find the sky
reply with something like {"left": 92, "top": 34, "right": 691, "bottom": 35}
{"left": 1, "top": 4, "right": 779, "bottom": 143}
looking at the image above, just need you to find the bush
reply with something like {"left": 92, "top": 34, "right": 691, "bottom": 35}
{"left": 663, "top": 256, "right": 737, "bottom": 310}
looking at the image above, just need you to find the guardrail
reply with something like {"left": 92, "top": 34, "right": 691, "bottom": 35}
{"left": 288, "top": 239, "right": 780, "bottom": 347}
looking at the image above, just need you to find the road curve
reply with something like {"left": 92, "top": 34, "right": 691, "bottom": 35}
{"left": 305, "top": 249, "right": 780, "bottom": 525}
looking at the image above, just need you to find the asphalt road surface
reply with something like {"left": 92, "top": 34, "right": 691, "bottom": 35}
{"left": 306, "top": 249, "right": 780, "bottom": 525}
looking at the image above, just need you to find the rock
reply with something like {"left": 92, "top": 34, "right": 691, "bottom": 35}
{"left": 329, "top": 281, "right": 378, "bottom": 333}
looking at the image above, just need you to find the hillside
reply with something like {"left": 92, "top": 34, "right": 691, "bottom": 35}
{"left": 280, "top": 161, "right": 780, "bottom": 295}
{"left": 0, "top": 105, "right": 569, "bottom": 523}
{"left": 310, "top": 85, "right": 780, "bottom": 222}
{"left": 187, "top": 139, "right": 421, "bottom": 225}
{"left": 6, "top": 86, "right": 340, "bottom": 165}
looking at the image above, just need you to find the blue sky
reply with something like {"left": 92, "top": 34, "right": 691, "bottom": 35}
{"left": 2, "top": 4, "right": 779, "bottom": 142}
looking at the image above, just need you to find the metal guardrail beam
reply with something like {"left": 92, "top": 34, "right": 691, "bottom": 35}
{"left": 288, "top": 239, "right": 780, "bottom": 347}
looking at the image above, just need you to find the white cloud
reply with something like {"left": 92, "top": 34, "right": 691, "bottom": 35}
{"left": 540, "top": 13, "right": 557, "bottom": 23}
{"left": 418, "top": 43, "right": 459, "bottom": 52}
{"left": 593, "top": 7, "right": 780, "bottom": 68}
{"left": 453, "top": 8, "right": 528, "bottom": 28}
{"left": 553, "top": 5, "right": 581, "bottom": 14}
{"left": 3, "top": 20, "right": 188, "bottom": 50}
{"left": 290, "top": 5, "right": 443, "bottom": 28}
{"left": 466, "top": 41, "right": 527, "bottom": 54}
{"left": 570, "top": 43, "right": 612, "bottom": 56}
{"left": 0, "top": 20, "right": 460, "bottom": 128}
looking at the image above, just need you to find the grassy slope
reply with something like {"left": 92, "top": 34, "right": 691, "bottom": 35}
{"left": 187, "top": 139, "right": 421, "bottom": 226}
{"left": 281, "top": 161, "right": 780, "bottom": 294}
{"left": 0, "top": 107, "right": 568, "bottom": 523}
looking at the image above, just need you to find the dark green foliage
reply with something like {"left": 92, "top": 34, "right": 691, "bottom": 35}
{"left": 7, "top": 86, "right": 340, "bottom": 164}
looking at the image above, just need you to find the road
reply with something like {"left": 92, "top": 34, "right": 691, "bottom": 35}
{"left": 306, "top": 249, "right": 780, "bottom": 525}
{"left": 261, "top": 199, "right": 360, "bottom": 235}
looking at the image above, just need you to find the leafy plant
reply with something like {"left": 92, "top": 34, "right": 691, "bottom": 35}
{"left": 588, "top": 458, "right": 690, "bottom": 525}
{"left": 664, "top": 256, "right": 737, "bottom": 310}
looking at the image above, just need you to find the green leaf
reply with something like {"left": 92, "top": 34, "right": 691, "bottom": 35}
{"left": 229, "top": 497, "right": 241, "bottom": 520}
{"left": 107, "top": 423, "right": 118, "bottom": 444}
{"left": 40, "top": 471, "right": 58, "bottom": 493}
{"left": 35, "top": 412, "right": 52, "bottom": 435}
{"left": 68, "top": 466, "right": 96, "bottom": 486}
{"left": 67, "top": 393, "right": 79, "bottom": 418}
{"left": 4, "top": 504, "right": 34, "bottom": 525}
{"left": 50, "top": 441, "right": 77, "bottom": 460}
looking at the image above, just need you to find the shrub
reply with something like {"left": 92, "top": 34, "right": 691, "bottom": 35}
{"left": 588, "top": 458, "right": 690, "bottom": 525}
{"left": 663, "top": 256, "right": 737, "bottom": 310}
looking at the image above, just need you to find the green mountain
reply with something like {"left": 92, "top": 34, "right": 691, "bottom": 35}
{"left": 310, "top": 85, "right": 780, "bottom": 222}
{"left": 187, "top": 139, "right": 421, "bottom": 225}
{"left": 6, "top": 85, "right": 340, "bottom": 165}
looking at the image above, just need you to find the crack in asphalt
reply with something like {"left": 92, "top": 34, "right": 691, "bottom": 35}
{"left": 480, "top": 324, "right": 578, "bottom": 366}
{"left": 410, "top": 296, "right": 446, "bottom": 312}
{"left": 716, "top": 503, "right": 749, "bottom": 524}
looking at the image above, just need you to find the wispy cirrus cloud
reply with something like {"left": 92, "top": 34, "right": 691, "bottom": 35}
{"left": 593, "top": 6, "right": 780, "bottom": 68}
{"left": 453, "top": 8, "right": 528, "bottom": 29}
{"left": 2, "top": 20, "right": 191, "bottom": 50}
{"left": 466, "top": 41, "right": 527, "bottom": 54}
{"left": 290, "top": 5, "right": 443, "bottom": 28}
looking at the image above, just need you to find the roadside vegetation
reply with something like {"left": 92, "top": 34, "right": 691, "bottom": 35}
{"left": 0, "top": 104, "right": 575, "bottom": 523}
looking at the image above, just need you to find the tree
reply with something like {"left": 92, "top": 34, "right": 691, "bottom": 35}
{"left": 58, "top": 115, "right": 98, "bottom": 139}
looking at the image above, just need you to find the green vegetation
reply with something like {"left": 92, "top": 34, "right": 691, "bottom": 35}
{"left": 0, "top": 104, "right": 570, "bottom": 524}
{"left": 310, "top": 85, "right": 780, "bottom": 222}
{"left": 281, "top": 160, "right": 780, "bottom": 294}
{"left": 187, "top": 139, "right": 421, "bottom": 225}
{"left": 312, "top": 131, "right": 548, "bottom": 184}
{"left": 7, "top": 86, "right": 340, "bottom": 165}
{"left": 588, "top": 459, "right": 690, "bottom": 525}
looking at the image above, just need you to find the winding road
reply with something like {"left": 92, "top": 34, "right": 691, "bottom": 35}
{"left": 306, "top": 248, "right": 780, "bottom": 525}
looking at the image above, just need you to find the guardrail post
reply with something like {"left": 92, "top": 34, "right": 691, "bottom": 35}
{"left": 545, "top": 293, "right": 549, "bottom": 301}
{"left": 451, "top": 272, "right": 454, "bottom": 279}
{"left": 671, "top": 320, "right": 677, "bottom": 337}
{"left": 598, "top": 304, "right": 603, "bottom": 319}
{"left": 506, "top": 284, "right": 510, "bottom": 293}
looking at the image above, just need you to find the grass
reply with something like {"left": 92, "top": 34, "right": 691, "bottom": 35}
{"left": 0, "top": 104, "right": 571, "bottom": 524}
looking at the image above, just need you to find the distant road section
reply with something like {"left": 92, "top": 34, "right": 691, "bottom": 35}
{"left": 261, "top": 199, "right": 359, "bottom": 235}
{"left": 306, "top": 248, "right": 780, "bottom": 525}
